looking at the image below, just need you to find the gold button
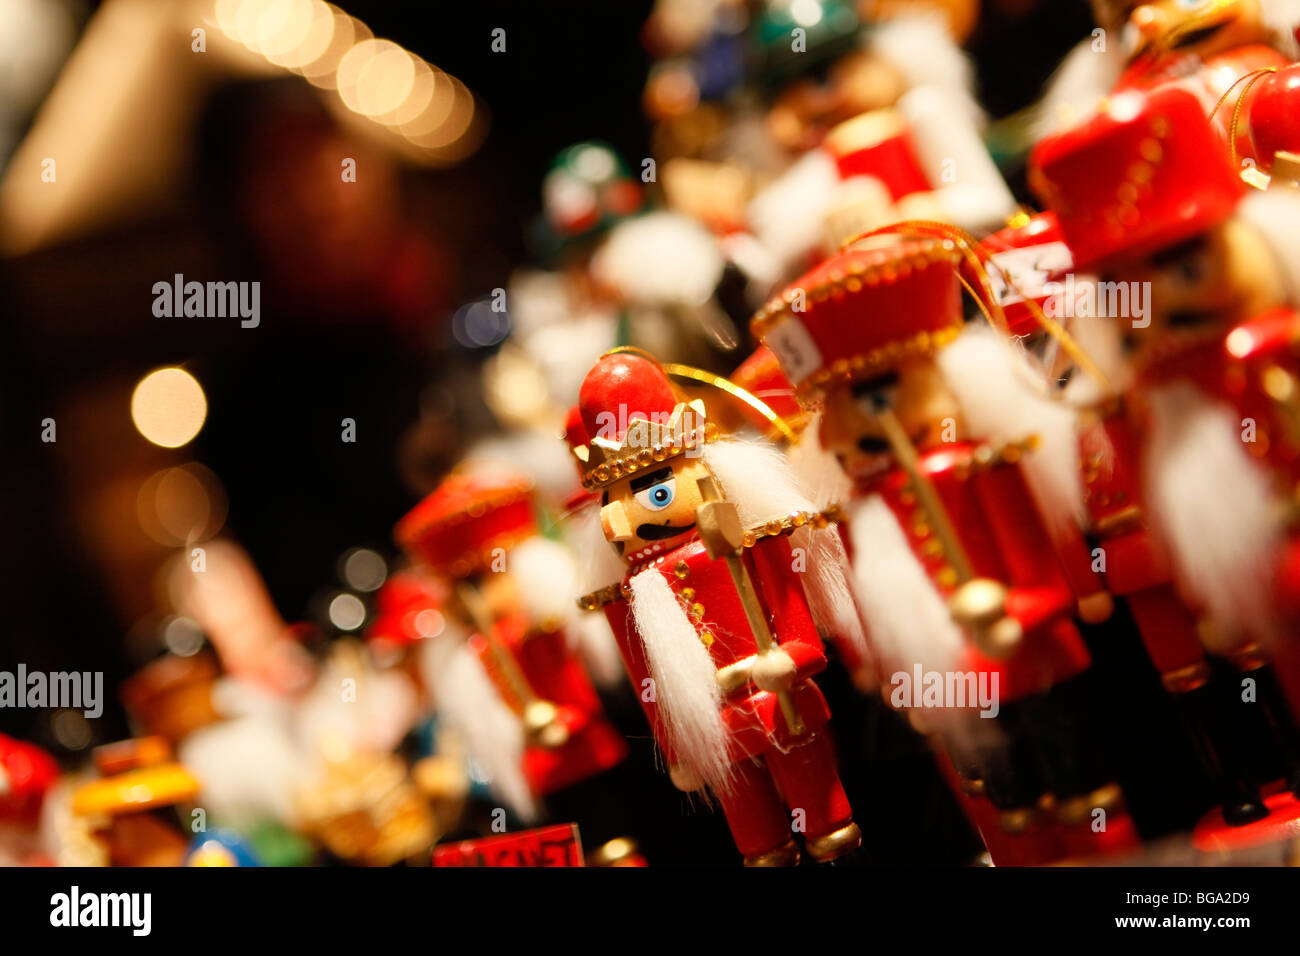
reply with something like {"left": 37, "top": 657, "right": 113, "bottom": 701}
{"left": 674, "top": 561, "right": 689, "bottom": 579}
{"left": 681, "top": 588, "right": 696, "bottom": 601}
{"left": 690, "top": 603, "right": 705, "bottom": 619}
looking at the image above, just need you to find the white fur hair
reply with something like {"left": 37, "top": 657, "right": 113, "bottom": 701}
{"left": 1261, "top": 0, "right": 1300, "bottom": 59}
{"left": 592, "top": 210, "right": 725, "bottom": 307}
{"left": 747, "top": 148, "right": 842, "bottom": 274}
{"left": 511, "top": 525, "right": 626, "bottom": 688}
{"left": 507, "top": 536, "right": 584, "bottom": 629}
{"left": 897, "top": 85, "right": 1018, "bottom": 232}
{"left": 570, "top": 611, "right": 628, "bottom": 690}
{"left": 1143, "top": 382, "right": 1284, "bottom": 653}
{"left": 845, "top": 495, "right": 965, "bottom": 682}
{"left": 703, "top": 438, "right": 871, "bottom": 663}
{"left": 867, "top": 11, "right": 981, "bottom": 125}
{"left": 179, "top": 683, "right": 306, "bottom": 831}
{"left": 937, "top": 323, "right": 1088, "bottom": 539}
{"left": 418, "top": 623, "right": 538, "bottom": 822}
{"left": 628, "top": 566, "right": 733, "bottom": 792}
{"left": 569, "top": 496, "right": 629, "bottom": 594}
{"left": 1059, "top": 296, "right": 1135, "bottom": 406}
{"left": 1236, "top": 189, "right": 1300, "bottom": 305}
{"left": 786, "top": 412, "right": 855, "bottom": 512}
{"left": 1031, "top": 37, "right": 1123, "bottom": 140}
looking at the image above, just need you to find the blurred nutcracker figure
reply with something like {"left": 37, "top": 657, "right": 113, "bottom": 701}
{"left": 396, "top": 470, "right": 643, "bottom": 863}
{"left": 752, "top": 235, "right": 1139, "bottom": 863}
{"left": 1039, "top": 0, "right": 1300, "bottom": 179}
{"left": 573, "top": 350, "right": 869, "bottom": 865}
{"left": 69, "top": 737, "right": 202, "bottom": 867}
{"left": 745, "top": 0, "right": 1016, "bottom": 282}
{"left": 0, "top": 734, "right": 59, "bottom": 866}
{"left": 1031, "top": 83, "right": 1300, "bottom": 846}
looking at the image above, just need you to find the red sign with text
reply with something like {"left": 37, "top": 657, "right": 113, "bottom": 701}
{"left": 432, "top": 823, "right": 584, "bottom": 867}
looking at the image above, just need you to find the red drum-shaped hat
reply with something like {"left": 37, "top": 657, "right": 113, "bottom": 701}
{"left": 751, "top": 238, "right": 964, "bottom": 397}
{"left": 823, "top": 109, "right": 931, "bottom": 202}
{"left": 1028, "top": 86, "right": 1245, "bottom": 271}
{"left": 367, "top": 571, "right": 446, "bottom": 647}
{"left": 396, "top": 472, "right": 537, "bottom": 579}
{"left": 980, "top": 211, "right": 1075, "bottom": 337}
{"left": 0, "top": 735, "right": 59, "bottom": 822}
{"left": 730, "top": 345, "right": 808, "bottom": 437}
{"left": 577, "top": 352, "right": 713, "bottom": 490}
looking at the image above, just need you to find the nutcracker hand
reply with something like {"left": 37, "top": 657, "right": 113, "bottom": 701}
{"left": 669, "top": 763, "right": 706, "bottom": 792}
{"left": 949, "top": 578, "right": 1008, "bottom": 631}
{"left": 1077, "top": 591, "right": 1114, "bottom": 624}
{"left": 968, "top": 615, "right": 1023, "bottom": 660}
{"left": 751, "top": 647, "right": 798, "bottom": 693}
{"left": 851, "top": 663, "right": 880, "bottom": 695}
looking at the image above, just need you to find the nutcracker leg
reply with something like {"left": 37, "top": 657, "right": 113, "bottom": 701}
{"left": 713, "top": 755, "right": 800, "bottom": 866}
{"left": 1129, "top": 586, "right": 1268, "bottom": 824}
{"left": 765, "top": 732, "right": 860, "bottom": 863}
{"left": 1034, "top": 673, "right": 1140, "bottom": 858}
{"left": 1228, "top": 652, "right": 1300, "bottom": 796}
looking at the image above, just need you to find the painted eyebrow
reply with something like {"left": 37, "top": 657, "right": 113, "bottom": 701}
{"left": 850, "top": 371, "right": 900, "bottom": 397}
{"left": 629, "top": 467, "right": 674, "bottom": 492}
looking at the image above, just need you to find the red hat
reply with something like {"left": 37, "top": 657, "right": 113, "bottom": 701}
{"left": 1028, "top": 85, "right": 1246, "bottom": 270}
{"left": 561, "top": 404, "right": 600, "bottom": 511}
{"left": 823, "top": 109, "right": 931, "bottom": 203}
{"left": 751, "top": 238, "right": 964, "bottom": 397}
{"left": 730, "top": 346, "right": 808, "bottom": 437}
{"left": 577, "top": 351, "right": 713, "bottom": 490}
{"left": 395, "top": 472, "right": 537, "bottom": 579}
{"left": 980, "top": 211, "right": 1075, "bottom": 337}
{"left": 366, "top": 571, "right": 446, "bottom": 647}
{"left": 0, "top": 735, "right": 59, "bottom": 822}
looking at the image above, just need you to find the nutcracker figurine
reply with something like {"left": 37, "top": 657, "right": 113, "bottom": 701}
{"left": 396, "top": 471, "right": 629, "bottom": 828}
{"left": 70, "top": 737, "right": 202, "bottom": 867}
{"left": 0, "top": 734, "right": 59, "bottom": 866}
{"left": 752, "top": 236, "right": 1140, "bottom": 862}
{"left": 1039, "top": 0, "right": 1300, "bottom": 178}
{"left": 573, "top": 350, "right": 867, "bottom": 865}
{"left": 1030, "top": 84, "right": 1300, "bottom": 838}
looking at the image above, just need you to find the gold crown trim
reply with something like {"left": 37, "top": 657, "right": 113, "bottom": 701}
{"left": 787, "top": 320, "right": 966, "bottom": 397}
{"left": 581, "top": 400, "right": 718, "bottom": 490}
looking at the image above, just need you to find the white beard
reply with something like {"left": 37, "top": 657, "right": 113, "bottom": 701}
{"left": 1143, "top": 382, "right": 1285, "bottom": 653}
{"left": 627, "top": 565, "right": 733, "bottom": 793}
{"left": 845, "top": 495, "right": 964, "bottom": 681}
{"left": 418, "top": 624, "right": 537, "bottom": 822}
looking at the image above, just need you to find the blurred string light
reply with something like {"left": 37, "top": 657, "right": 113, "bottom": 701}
{"left": 131, "top": 367, "right": 207, "bottom": 448}
{"left": 340, "top": 547, "right": 387, "bottom": 592}
{"left": 452, "top": 297, "right": 511, "bottom": 349}
{"left": 328, "top": 592, "right": 367, "bottom": 631}
{"left": 137, "top": 462, "right": 228, "bottom": 547}
{"left": 211, "top": 0, "right": 484, "bottom": 165}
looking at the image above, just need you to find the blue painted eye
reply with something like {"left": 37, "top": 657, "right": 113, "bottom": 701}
{"left": 635, "top": 479, "right": 676, "bottom": 512}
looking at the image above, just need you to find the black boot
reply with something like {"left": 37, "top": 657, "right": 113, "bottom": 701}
{"left": 1242, "top": 662, "right": 1300, "bottom": 797}
{"left": 1173, "top": 683, "right": 1268, "bottom": 826}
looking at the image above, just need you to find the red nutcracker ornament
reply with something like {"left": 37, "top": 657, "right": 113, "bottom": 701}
{"left": 752, "top": 236, "right": 1139, "bottom": 863}
{"left": 1030, "top": 82, "right": 1300, "bottom": 836}
{"left": 1041, "top": 0, "right": 1300, "bottom": 178}
{"left": 573, "top": 350, "right": 867, "bottom": 865}
{"left": 396, "top": 472, "right": 628, "bottom": 824}
{"left": 0, "top": 734, "right": 59, "bottom": 866}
